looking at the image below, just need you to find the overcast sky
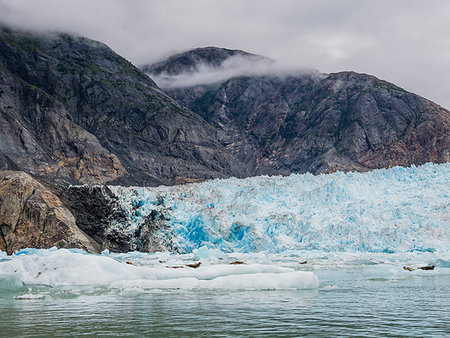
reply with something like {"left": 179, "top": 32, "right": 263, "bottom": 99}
{"left": 1, "top": 0, "right": 449, "bottom": 109}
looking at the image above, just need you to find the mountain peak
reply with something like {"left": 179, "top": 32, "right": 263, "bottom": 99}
{"left": 142, "top": 46, "right": 265, "bottom": 76}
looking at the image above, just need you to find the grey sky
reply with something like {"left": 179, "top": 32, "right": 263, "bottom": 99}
{"left": 1, "top": 0, "right": 449, "bottom": 109}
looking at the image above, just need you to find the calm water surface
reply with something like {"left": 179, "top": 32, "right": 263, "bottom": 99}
{"left": 2, "top": 269, "right": 449, "bottom": 337}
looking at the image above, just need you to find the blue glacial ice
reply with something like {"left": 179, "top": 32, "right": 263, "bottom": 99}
{"left": 109, "top": 163, "right": 450, "bottom": 254}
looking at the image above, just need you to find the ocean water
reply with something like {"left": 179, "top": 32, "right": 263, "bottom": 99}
{"left": 0, "top": 249, "right": 449, "bottom": 336}
{"left": 1, "top": 163, "right": 449, "bottom": 336}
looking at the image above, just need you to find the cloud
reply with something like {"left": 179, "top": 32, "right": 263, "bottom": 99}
{"left": 0, "top": 0, "right": 449, "bottom": 109}
{"left": 148, "top": 54, "right": 319, "bottom": 88}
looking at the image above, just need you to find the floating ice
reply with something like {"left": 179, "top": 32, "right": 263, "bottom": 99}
{"left": 0, "top": 249, "right": 318, "bottom": 290}
{"left": 1, "top": 248, "right": 449, "bottom": 293}
{"left": 110, "top": 163, "right": 450, "bottom": 254}
{"left": 14, "top": 293, "right": 45, "bottom": 300}
{"left": 112, "top": 271, "right": 318, "bottom": 290}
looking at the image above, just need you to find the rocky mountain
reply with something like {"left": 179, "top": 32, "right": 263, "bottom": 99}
{"left": 0, "top": 28, "right": 246, "bottom": 186}
{"left": 144, "top": 47, "right": 450, "bottom": 175}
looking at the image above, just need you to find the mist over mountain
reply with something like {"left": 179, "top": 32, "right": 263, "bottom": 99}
{"left": 142, "top": 47, "right": 312, "bottom": 89}
{"left": 143, "top": 47, "right": 449, "bottom": 176}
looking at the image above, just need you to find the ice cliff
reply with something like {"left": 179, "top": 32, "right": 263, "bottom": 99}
{"left": 106, "top": 163, "right": 449, "bottom": 254}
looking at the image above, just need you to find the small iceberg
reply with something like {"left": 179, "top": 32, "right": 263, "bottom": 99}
{"left": 0, "top": 249, "right": 319, "bottom": 291}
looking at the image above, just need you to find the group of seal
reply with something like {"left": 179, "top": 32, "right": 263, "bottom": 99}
{"left": 403, "top": 265, "right": 435, "bottom": 271}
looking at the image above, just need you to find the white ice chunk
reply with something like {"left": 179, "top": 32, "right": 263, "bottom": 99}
{"left": 0, "top": 249, "right": 316, "bottom": 290}
{"left": 112, "top": 271, "right": 318, "bottom": 290}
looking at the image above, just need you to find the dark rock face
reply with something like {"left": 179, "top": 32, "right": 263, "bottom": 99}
{"left": 59, "top": 185, "right": 130, "bottom": 252}
{"left": 0, "top": 173, "right": 178, "bottom": 253}
{"left": 0, "top": 29, "right": 246, "bottom": 186}
{"left": 132, "top": 197, "right": 178, "bottom": 252}
{"left": 145, "top": 48, "right": 450, "bottom": 175}
{"left": 59, "top": 185, "right": 177, "bottom": 253}
{"left": 0, "top": 171, "right": 100, "bottom": 254}
{"left": 0, "top": 65, "right": 127, "bottom": 184}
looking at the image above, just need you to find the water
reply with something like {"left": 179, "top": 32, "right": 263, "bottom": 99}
{"left": 1, "top": 250, "right": 449, "bottom": 336}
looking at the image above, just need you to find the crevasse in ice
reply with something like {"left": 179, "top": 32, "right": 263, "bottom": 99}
{"left": 109, "top": 163, "right": 449, "bottom": 254}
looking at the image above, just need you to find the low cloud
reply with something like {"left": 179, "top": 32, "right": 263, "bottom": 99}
{"left": 0, "top": 0, "right": 449, "bottom": 108}
{"left": 148, "top": 54, "right": 317, "bottom": 88}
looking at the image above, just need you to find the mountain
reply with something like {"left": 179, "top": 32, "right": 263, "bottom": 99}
{"left": 0, "top": 29, "right": 246, "bottom": 186}
{"left": 143, "top": 47, "right": 450, "bottom": 175}
{"left": 142, "top": 46, "right": 262, "bottom": 76}
{"left": 1, "top": 28, "right": 447, "bottom": 186}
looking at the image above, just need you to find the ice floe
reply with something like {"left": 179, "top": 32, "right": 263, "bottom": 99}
{"left": 0, "top": 249, "right": 318, "bottom": 290}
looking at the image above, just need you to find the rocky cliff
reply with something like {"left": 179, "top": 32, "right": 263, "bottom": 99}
{"left": 0, "top": 29, "right": 246, "bottom": 186}
{"left": 144, "top": 47, "right": 450, "bottom": 175}
{"left": 0, "top": 171, "right": 99, "bottom": 254}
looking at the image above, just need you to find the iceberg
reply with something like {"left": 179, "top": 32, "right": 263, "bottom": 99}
{"left": 0, "top": 249, "right": 318, "bottom": 290}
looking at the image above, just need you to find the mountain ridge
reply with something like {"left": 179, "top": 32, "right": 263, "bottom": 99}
{"left": 143, "top": 47, "right": 449, "bottom": 176}
{"left": 0, "top": 29, "right": 247, "bottom": 186}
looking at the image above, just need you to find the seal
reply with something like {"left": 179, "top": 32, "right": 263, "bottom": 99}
{"left": 417, "top": 265, "right": 435, "bottom": 270}
{"left": 403, "top": 266, "right": 415, "bottom": 271}
{"left": 230, "top": 261, "right": 244, "bottom": 265}
{"left": 187, "top": 262, "right": 201, "bottom": 268}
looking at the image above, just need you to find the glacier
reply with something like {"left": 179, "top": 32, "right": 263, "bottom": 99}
{"left": 109, "top": 163, "right": 450, "bottom": 254}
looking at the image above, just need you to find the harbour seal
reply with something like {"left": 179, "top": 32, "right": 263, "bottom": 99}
{"left": 187, "top": 262, "right": 201, "bottom": 268}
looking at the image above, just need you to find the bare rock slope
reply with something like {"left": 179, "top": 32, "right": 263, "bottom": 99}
{"left": 0, "top": 171, "right": 99, "bottom": 254}
{"left": 144, "top": 47, "right": 450, "bottom": 175}
{"left": 0, "top": 29, "right": 246, "bottom": 186}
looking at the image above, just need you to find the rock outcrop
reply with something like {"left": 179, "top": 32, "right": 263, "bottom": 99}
{"left": 59, "top": 185, "right": 130, "bottom": 252}
{"left": 0, "top": 171, "right": 100, "bottom": 254}
{"left": 56, "top": 185, "right": 177, "bottom": 253}
{"left": 144, "top": 47, "right": 450, "bottom": 175}
{"left": 0, "top": 65, "right": 127, "bottom": 185}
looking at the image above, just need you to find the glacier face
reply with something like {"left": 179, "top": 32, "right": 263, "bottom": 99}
{"left": 109, "top": 163, "right": 450, "bottom": 254}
